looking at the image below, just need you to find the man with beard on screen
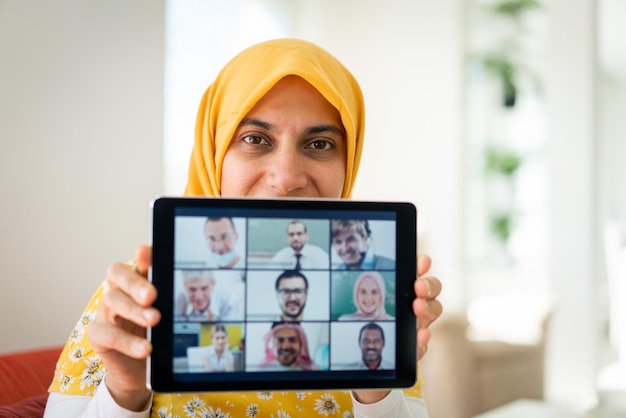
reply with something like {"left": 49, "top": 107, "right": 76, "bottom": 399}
{"left": 342, "top": 323, "right": 393, "bottom": 371}
{"left": 260, "top": 322, "right": 317, "bottom": 371}
{"left": 275, "top": 270, "right": 309, "bottom": 322}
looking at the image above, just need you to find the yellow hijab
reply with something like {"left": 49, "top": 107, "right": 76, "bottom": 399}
{"left": 184, "top": 38, "right": 365, "bottom": 198}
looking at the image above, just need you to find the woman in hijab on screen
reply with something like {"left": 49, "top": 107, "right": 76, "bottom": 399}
{"left": 339, "top": 271, "right": 395, "bottom": 321}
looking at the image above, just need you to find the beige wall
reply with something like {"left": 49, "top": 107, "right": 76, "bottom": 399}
{"left": 0, "top": 1, "right": 164, "bottom": 353}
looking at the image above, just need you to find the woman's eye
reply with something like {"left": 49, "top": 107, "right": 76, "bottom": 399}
{"left": 242, "top": 135, "right": 270, "bottom": 146}
{"left": 307, "top": 139, "right": 334, "bottom": 150}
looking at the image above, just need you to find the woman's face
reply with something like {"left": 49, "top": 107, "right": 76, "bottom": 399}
{"left": 212, "top": 330, "right": 227, "bottom": 351}
{"left": 356, "top": 277, "right": 382, "bottom": 315}
{"left": 221, "top": 75, "right": 347, "bottom": 198}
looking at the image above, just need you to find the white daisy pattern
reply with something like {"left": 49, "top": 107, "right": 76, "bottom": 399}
{"left": 257, "top": 391, "right": 273, "bottom": 400}
{"left": 200, "top": 407, "right": 229, "bottom": 418}
{"left": 70, "top": 347, "right": 84, "bottom": 362}
{"left": 157, "top": 407, "right": 172, "bottom": 418}
{"left": 58, "top": 374, "right": 74, "bottom": 392}
{"left": 48, "top": 281, "right": 424, "bottom": 417}
{"left": 80, "top": 311, "right": 96, "bottom": 327}
{"left": 79, "top": 356, "right": 105, "bottom": 392}
{"left": 314, "top": 393, "right": 339, "bottom": 416}
{"left": 69, "top": 322, "right": 84, "bottom": 344}
{"left": 245, "top": 403, "right": 259, "bottom": 417}
{"left": 183, "top": 397, "right": 206, "bottom": 417}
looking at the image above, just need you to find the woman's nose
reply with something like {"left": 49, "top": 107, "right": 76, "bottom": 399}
{"left": 265, "top": 147, "right": 307, "bottom": 194}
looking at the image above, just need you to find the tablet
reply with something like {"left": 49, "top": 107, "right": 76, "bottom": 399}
{"left": 149, "top": 197, "right": 417, "bottom": 392}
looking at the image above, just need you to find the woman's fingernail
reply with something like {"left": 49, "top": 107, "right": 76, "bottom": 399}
{"left": 133, "top": 340, "right": 147, "bottom": 355}
{"left": 143, "top": 309, "right": 156, "bottom": 322}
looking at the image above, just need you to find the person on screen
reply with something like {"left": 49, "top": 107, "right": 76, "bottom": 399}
{"left": 275, "top": 270, "right": 309, "bottom": 322}
{"left": 331, "top": 219, "right": 395, "bottom": 270}
{"left": 175, "top": 270, "right": 241, "bottom": 321}
{"left": 202, "top": 325, "right": 234, "bottom": 372}
{"left": 204, "top": 217, "right": 245, "bottom": 269}
{"left": 260, "top": 322, "right": 317, "bottom": 371}
{"left": 347, "top": 323, "right": 394, "bottom": 371}
{"left": 339, "top": 271, "right": 394, "bottom": 321}
{"left": 270, "top": 220, "right": 329, "bottom": 269}
{"left": 45, "top": 39, "right": 443, "bottom": 418}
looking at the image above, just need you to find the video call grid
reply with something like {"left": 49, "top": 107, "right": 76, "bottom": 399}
{"left": 172, "top": 214, "right": 397, "bottom": 374}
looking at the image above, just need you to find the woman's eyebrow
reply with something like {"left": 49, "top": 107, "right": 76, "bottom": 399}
{"left": 238, "top": 117, "right": 273, "bottom": 130}
{"left": 238, "top": 118, "right": 344, "bottom": 137}
{"left": 306, "top": 124, "right": 344, "bottom": 137}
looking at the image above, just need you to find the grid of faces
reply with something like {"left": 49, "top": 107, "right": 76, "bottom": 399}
{"left": 172, "top": 215, "right": 397, "bottom": 375}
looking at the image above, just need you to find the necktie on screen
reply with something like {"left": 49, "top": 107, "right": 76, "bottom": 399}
{"left": 295, "top": 253, "right": 302, "bottom": 270}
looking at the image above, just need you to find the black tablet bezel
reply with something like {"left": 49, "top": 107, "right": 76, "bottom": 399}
{"left": 149, "top": 197, "right": 417, "bottom": 393}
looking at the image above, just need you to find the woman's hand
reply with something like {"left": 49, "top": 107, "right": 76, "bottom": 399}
{"left": 414, "top": 254, "right": 443, "bottom": 360}
{"left": 87, "top": 245, "right": 160, "bottom": 411}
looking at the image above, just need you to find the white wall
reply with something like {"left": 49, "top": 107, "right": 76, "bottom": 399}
{"left": 545, "top": 0, "right": 599, "bottom": 407}
{"left": 291, "top": 0, "right": 466, "bottom": 311}
{"left": 598, "top": 0, "right": 626, "bottom": 226}
{"left": 0, "top": 1, "right": 164, "bottom": 353}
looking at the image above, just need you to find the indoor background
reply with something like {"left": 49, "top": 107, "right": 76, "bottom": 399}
{"left": 0, "top": 0, "right": 624, "bottom": 416}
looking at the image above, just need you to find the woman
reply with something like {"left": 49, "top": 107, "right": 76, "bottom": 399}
{"left": 340, "top": 271, "right": 394, "bottom": 321}
{"left": 44, "top": 38, "right": 442, "bottom": 418}
{"left": 202, "top": 325, "right": 234, "bottom": 372}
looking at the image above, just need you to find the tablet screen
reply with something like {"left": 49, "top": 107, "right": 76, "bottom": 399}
{"left": 150, "top": 197, "right": 416, "bottom": 392}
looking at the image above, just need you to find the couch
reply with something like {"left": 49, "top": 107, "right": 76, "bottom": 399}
{"left": 421, "top": 306, "right": 550, "bottom": 418}
{"left": 0, "top": 346, "right": 63, "bottom": 417}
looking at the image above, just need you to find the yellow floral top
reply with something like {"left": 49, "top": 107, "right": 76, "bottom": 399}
{"left": 49, "top": 282, "right": 422, "bottom": 417}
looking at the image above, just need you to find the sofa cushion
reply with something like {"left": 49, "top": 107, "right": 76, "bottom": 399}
{"left": 0, "top": 394, "right": 48, "bottom": 418}
{"left": 0, "top": 347, "right": 62, "bottom": 406}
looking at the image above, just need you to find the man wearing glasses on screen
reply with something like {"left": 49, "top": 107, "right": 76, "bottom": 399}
{"left": 275, "top": 270, "right": 309, "bottom": 322}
